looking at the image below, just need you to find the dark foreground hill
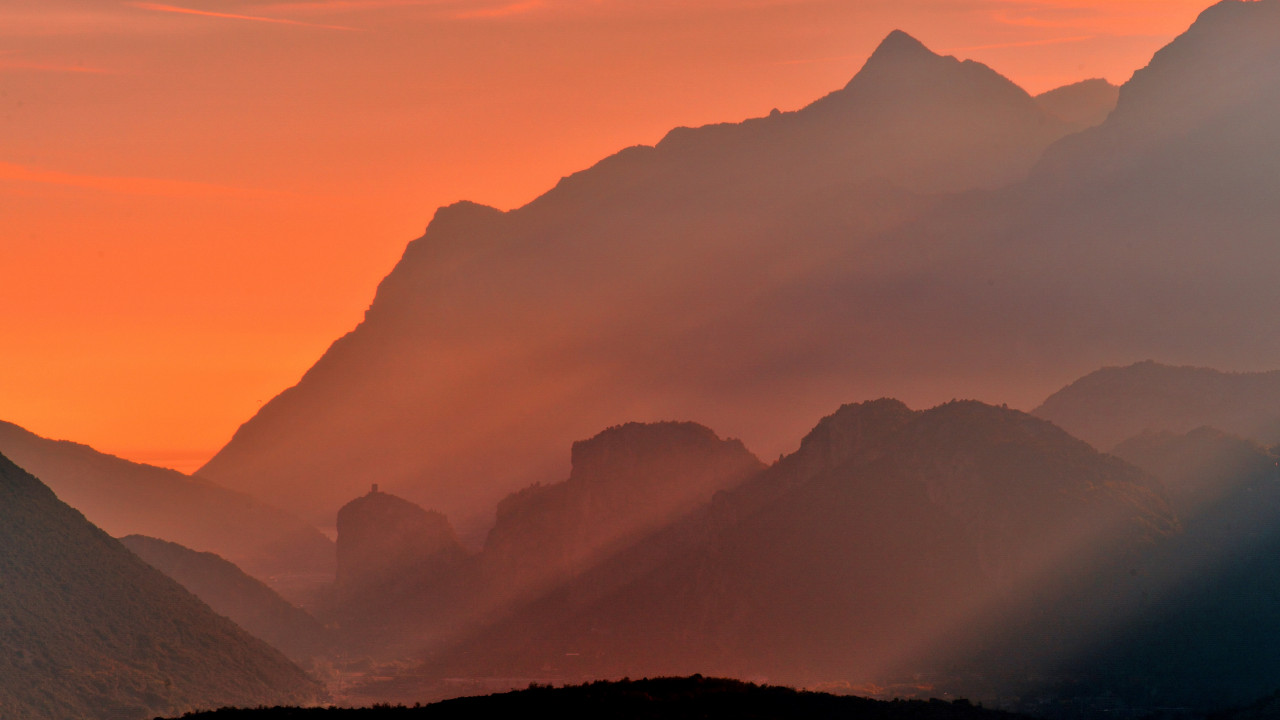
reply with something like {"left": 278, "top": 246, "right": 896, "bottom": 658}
{"left": 0, "top": 453, "right": 322, "bottom": 720}
{"left": 165, "top": 676, "right": 1028, "bottom": 720}
{"left": 120, "top": 535, "right": 331, "bottom": 664}
{"left": 0, "top": 420, "right": 334, "bottom": 591}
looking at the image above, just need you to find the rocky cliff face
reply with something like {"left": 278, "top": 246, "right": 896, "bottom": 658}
{"left": 480, "top": 421, "right": 763, "bottom": 601}
{"left": 335, "top": 486, "right": 468, "bottom": 609}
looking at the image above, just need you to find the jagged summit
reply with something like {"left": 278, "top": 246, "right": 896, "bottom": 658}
{"left": 866, "top": 29, "right": 936, "bottom": 64}
{"left": 825, "top": 27, "right": 1036, "bottom": 113}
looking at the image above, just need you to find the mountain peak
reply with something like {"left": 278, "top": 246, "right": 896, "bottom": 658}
{"left": 871, "top": 29, "right": 935, "bottom": 61}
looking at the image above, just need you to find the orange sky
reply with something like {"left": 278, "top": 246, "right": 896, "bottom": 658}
{"left": 1, "top": 0, "right": 1210, "bottom": 473}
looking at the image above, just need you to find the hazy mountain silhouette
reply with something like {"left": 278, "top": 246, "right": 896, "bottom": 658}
{"left": 1033, "top": 79, "right": 1119, "bottom": 130}
{"left": 120, "top": 535, "right": 331, "bottom": 665}
{"left": 1034, "top": 361, "right": 1280, "bottom": 450}
{"left": 0, "top": 452, "right": 321, "bottom": 720}
{"left": 896, "top": 0, "right": 1280, "bottom": 387}
{"left": 198, "top": 30, "right": 1077, "bottom": 535}
{"left": 334, "top": 486, "right": 468, "bottom": 617}
{"left": 0, "top": 420, "right": 334, "bottom": 595}
{"left": 477, "top": 421, "right": 762, "bottom": 603}
{"left": 329, "top": 422, "right": 761, "bottom": 656}
{"left": 397, "top": 401, "right": 1173, "bottom": 698}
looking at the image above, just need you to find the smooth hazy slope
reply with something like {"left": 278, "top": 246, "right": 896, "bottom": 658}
{"left": 402, "top": 401, "right": 1173, "bottom": 698}
{"left": 0, "top": 453, "right": 321, "bottom": 720}
{"left": 1033, "top": 361, "right": 1280, "bottom": 450}
{"left": 198, "top": 31, "right": 1076, "bottom": 532}
{"left": 120, "top": 535, "right": 330, "bottom": 664}
{"left": 0, "top": 420, "right": 334, "bottom": 584}
{"left": 1033, "top": 79, "right": 1119, "bottom": 129}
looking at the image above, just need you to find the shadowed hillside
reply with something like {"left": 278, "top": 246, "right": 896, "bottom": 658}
{"left": 1055, "top": 428, "right": 1280, "bottom": 710}
{"left": 0, "top": 420, "right": 334, "bottom": 596}
{"left": 0, "top": 453, "right": 322, "bottom": 720}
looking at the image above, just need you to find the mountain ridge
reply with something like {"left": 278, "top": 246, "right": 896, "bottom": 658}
{"left": 196, "top": 31, "right": 1078, "bottom": 533}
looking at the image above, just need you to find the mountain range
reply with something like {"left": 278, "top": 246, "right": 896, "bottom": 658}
{"left": 197, "top": 1, "right": 1280, "bottom": 542}
{"left": 339, "top": 400, "right": 1174, "bottom": 707}
{"left": 195, "top": 25, "right": 1097, "bottom": 535}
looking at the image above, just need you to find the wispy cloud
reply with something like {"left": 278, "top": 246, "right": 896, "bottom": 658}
{"left": 452, "top": 0, "right": 544, "bottom": 19}
{"left": 0, "top": 60, "right": 113, "bottom": 73}
{"left": 256, "top": 0, "right": 454, "bottom": 12}
{"left": 126, "top": 2, "right": 363, "bottom": 30}
{"left": 775, "top": 53, "right": 863, "bottom": 67}
{"left": 0, "top": 161, "right": 269, "bottom": 198}
{"left": 945, "top": 34, "right": 1096, "bottom": 52}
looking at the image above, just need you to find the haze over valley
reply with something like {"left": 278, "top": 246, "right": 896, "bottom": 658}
{"left": 6, "top": 2, "right": 1280, "bottom": 718}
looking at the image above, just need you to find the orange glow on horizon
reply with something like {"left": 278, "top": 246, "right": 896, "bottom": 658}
{"left": 1, "top": 0, "right": 1212, "bottom": 473}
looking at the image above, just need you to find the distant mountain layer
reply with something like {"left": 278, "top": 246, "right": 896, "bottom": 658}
{"left": 0, "top": 453, "right": 321, "bottom": 720}
{"left": 200, "top": 1, "right": 1280, "bottom": 538}
{"left": 120, "top": 535, "right": 330, "bottom": 664}
{"left": 477, "top": 421, "right": 763, "bottom": 603}
{"left": 334, "top": 487, "right": 468, "bottom": 610}
{"left": 165, "top": 676, "right": 1031, "bottom": 720}
{"left": 406, "top": 400, "right": 1172, "bottom": 696}
{"left": 0, "top": 420, "right": 334, "bottom": 586}
{"left": 1034, "top": 361, "right": 1280, "bottom": 450}
{"left": 1034, "top": 78, "right": 1119, "bottom": 129}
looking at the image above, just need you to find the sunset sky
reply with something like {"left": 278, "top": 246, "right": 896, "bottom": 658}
{"left": 2, "top": 0, "right": 1210, "bottom": 472}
